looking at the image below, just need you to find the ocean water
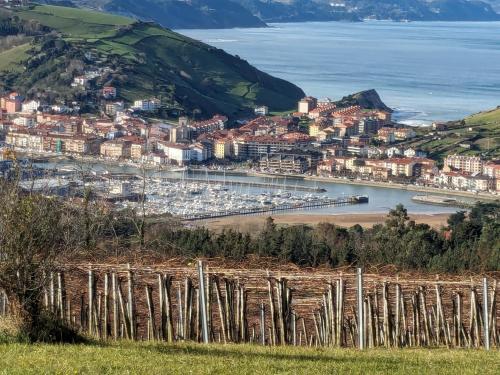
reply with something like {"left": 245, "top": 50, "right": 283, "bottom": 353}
{"left": 179, "top": 21, "right": 500, "bottom": 124}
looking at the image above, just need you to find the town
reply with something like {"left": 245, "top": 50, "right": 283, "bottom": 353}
{"left": 0, "top": 89, "right": 499, "bottom": 195}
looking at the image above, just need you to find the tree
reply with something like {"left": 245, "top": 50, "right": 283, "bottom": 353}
{"left": 386, "top": 204, "right": 410, "bottom": 233}
{"left": 0, "top": 182, "right": 66, "bottom": 340}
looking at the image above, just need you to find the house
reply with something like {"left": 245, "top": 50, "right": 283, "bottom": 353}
{"left": 367, "top": 146, "right": 385, "bottom": 159}
{"left": 132, "top": 99, "right": 160, "bottom": 111}
{"left": 432, "top": 122, "right": 448, "bottom": 131}
{"left": 387, "top": 146, "right": 402, "bottom": 158}
{"left": 377, "top": 127, "right": 395, "bottom": 144}
{"left": 394, "top": 128, "right": 416, "bottom": 140}
{"left": 72, "top": 76, "right": 89, "bottom": 87}
{"left": 254, "top": 106, "right": 269, "bottom": 116}
{"left": 404, "top": 148, "right": 427, "bottom": 158}
{"left": 1, "top": 92, "right": 23, "bottom": 113}
{"left": 22, "top": 100, "right": 41, "bottom": 113}
{"left": 102, "top": 86, "right": 117, "bottom": 99}
{"left": 12, "top": 115, "right": 36, "bottom": 128}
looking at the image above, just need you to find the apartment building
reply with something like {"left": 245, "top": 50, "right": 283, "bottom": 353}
{"left": 100, "top": 139, "right": 132, "bottom": 159}
{"left": 444, "top": 155, "right": 483, "bottom": 174}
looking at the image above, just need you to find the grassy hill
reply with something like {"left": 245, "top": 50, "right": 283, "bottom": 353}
{"left": 0, "top": 341, "right": 498, "bottom": 374}
{"left": 400, "top": 107, "right": 500, "bottom": 161}
{"left": 0, "top": 4, "right": 304, "bottom": 118}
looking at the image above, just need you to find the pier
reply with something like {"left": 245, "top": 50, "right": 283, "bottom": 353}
{"left": 183, "top": 195, "right": 368, "bottom": 221}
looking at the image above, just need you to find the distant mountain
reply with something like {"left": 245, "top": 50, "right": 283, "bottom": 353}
{"left": 349, "top": 0, "right": 500, "bottom": 21}
{"left": 0, "top": 5, "right": 304, "bottom": 117}
{"left": 44, "top": 0, "right": 267, "bottom": 29}
{"left": 54, "top": 0, "right": 500, "bottom": 28}
{"left": 240, "top": 0, "right": 500, "bottom": 23}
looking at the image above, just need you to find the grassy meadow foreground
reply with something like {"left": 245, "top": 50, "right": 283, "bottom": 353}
{"left": 0, "top": 341, "right": 498, "bottom": 374}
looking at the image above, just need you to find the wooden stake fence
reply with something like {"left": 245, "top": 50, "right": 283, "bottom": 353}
{"left": 0, "top": 264, "right": 498, "bottom": 349}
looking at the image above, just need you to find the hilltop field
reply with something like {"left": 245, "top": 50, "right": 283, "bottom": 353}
{"left": 0, "top": 341, "right": 498, "bottom": 374}
{"left": 0, "top": 4, "right": 304, "bottom": 117}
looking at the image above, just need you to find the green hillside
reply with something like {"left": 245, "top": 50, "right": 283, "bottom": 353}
{"left": 465, "top": 107, "right": 500, "bottom": 126}
{"left": 400, "top": 107, "right": 500, "bottom": 161}
{"left": 0, "top": 4, "right": 304, "bottom": 118}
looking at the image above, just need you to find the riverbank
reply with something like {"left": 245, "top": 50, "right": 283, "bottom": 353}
{"left": 197, "top": 212, "right": 451, "bottom": 232}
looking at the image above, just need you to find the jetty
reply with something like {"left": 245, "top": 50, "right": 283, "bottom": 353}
{"left": 183, "top": 195, "right": 368, "bottom": 221}
{"left": 412, "top": 194, "right": 472, "bottom": 208}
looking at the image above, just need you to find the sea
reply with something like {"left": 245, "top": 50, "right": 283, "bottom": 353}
{"left": 179, "top": 21, "right": 500, "bottom": 125}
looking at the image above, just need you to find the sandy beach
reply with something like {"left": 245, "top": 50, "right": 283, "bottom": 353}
{"left": 195, "top": 212, "right": 451, "bottom": 232}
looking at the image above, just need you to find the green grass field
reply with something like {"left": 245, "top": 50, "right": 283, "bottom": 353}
{"left": 0, "top": 43, "right": 30, "bottom": 72}
{"left": 0, "top": 342, "right": 498, "bottom": 374}
{"left": 16, "top": 5, "right": 132, "bottom": 38}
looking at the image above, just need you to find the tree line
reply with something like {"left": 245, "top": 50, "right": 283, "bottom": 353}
{"left": 152, "top": 203, "right": 500, "bottom": 273}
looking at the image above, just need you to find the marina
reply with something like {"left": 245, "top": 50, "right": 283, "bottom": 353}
{"left": 32, "top": 160, "right": 466, "bottom": 215}
{"left": 115, "top": 177, "right": 367, "bottom": 220}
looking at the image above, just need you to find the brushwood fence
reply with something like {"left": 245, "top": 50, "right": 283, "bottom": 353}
{"left": 0, "top": 262, "right": 498, "bottom": 349}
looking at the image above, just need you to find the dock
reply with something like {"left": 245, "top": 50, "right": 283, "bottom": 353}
{"left": 183, "top": 195, "right": 368, "bottom": 221}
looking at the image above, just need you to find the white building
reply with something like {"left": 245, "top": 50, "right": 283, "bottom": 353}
{"left": 254, "top": 106, "right": 269, "bottom": 116}
{"left": 12, "top": 115, "right": 36, "bottom": 128}
{"left": 387, "top": 146, "right": 402, "bottom": 158}
{"left": 72, "top": 76, "right": 89, "bottom": 87}
{"left": 157, "top": 142, "right": 191, "bottom": 165}
{"left": 404, "top": 148, "right": 427, "bottom": 158}
{"left": 133, "top": 99, "right": 160, "bottom": 111}
{"left": 22, "top": 100, "right": 41, "bottom": 113}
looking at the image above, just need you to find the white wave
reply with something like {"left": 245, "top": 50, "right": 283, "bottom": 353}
{"left": 205, "top": 39, "right": 238, "bottom": 43}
